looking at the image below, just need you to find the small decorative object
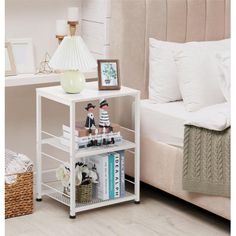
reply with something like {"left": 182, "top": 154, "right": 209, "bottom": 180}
{"left": 56, "top": 164, "right": 70, "bottom": 188}
{"left": 56, "top": 162, "right": 98, "bottom": 203}
{"left": 84, "top": 103, "right": 96, "bottom": 132}
{"left": 75, "top": 163, "right": 97, "bottom": 203}
{"left": 56, "top": 20, "right": 67, "bottom": 44}
{"left": 8, "top": 38, "right": 35, "bottom": 74}
{"left": 67, "top": 7, "right": 79, "bottom": 36}
{"left": 49, "top": 35, "right": 97, "bottom": 94}
{"left": 99, "top": 99, "right": 111, "bottom": 129}
{"left": 98, "top": 59, "right": 120, "bottom": 90}
{"left": 37, "top": 52, "right": 53, "bottom": 74}
{"left": 5, "top": 42, "right": 16, "bottom": 76}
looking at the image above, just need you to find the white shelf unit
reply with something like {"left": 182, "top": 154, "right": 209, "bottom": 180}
{"left": 5, "top": 71, "right": 97, "bottom": 87}
{"left": 36, "top": 82, "right": 140, "bottom": 218}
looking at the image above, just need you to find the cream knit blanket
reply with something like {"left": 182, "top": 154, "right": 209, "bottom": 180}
{"left": 183, "top": 125, "right": 230, "bottom": 197}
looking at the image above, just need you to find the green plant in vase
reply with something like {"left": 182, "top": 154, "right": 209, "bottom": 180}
{"left": 102, "top": 63, "right": 117, "bottom": 84}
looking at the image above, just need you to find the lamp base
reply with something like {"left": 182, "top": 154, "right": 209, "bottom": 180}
{"left": 61, "top": 70, "right": 85, "bottom": 94}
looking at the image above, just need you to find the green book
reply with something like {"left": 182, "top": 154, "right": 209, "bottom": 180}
{"left": 108, "top": 153, "right": 115, "bottom": 199}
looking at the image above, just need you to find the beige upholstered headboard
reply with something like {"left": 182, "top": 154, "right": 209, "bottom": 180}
{"left": 110, "top": 0, "right": 230, "bottom": 98}
{"left": 146, "top": 0, "right": 230, "bottom": 43}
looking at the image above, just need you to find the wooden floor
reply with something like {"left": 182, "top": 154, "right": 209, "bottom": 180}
{"left": 5, "top": 185, "right": 230, "bottom": 236}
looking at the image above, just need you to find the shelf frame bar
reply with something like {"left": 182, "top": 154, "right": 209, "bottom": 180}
{"left": 134, "top": 92, "right": 140, "bottom": 203}
{"left": 42, "top": 183, "right": 70, "bottom": 198}
{"left": 41, "top": 152, "right": 65, "bottom": 164}
{"left": 69, "top": 101, "right": 76, "bottom": 217}
{"left": 36, "top": 94, "right": 42, "bottom": 200}
{"left": 75, "top": 195, "right": 136, "bottom": 212}
{"left": 42, "top": 130, "right": 61, "bottom": 139}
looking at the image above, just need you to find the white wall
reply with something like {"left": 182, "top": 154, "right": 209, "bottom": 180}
{"left": 5, "top": 0, "right": 81, "bottom": 67}
{"left": 5, "top": 0, "right": 112, "bottom": 180}
{"left": 81, "top": 0, "right": 111, "bottom": 58}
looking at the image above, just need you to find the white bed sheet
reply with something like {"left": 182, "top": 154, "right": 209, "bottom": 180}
{"left": 141, "top": 99, "right": 230, "bottom": 147}
{"left": 140, "top": 99, "right": 193, "bottom": 147}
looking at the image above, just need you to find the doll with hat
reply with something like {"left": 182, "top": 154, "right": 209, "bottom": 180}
{"left": 99, "top": 99, "right": 111, "bottom": 129}
{"left": 84, "top": 103, "right": 96, "bottom": 132}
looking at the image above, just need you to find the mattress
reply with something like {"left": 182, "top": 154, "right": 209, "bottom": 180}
{"left": 140, "top": 99, "right": 194, "bottom": 147}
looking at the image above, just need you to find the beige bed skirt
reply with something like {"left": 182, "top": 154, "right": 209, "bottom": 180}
{"left": 125, "top": 135, "right": 230, "bottom": 220}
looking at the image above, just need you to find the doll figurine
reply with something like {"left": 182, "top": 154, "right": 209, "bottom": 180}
{"left": 99, "top": 99, "right": 111, "bottom": 129}
{"left": 84, "top": 103, "right": 96, "bottom": 131}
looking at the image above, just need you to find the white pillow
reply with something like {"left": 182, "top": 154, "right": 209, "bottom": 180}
{"left": 149, "top": 38, "right": 230, "bottom": 104}
{"left": 174, "top": 48, "right": 227, "bottom": 111}
{"left": 149, "top": 38, "right": 182, "bottom": 103}
{"left": 216, "top": 51, "right": 230, "bottom": 102}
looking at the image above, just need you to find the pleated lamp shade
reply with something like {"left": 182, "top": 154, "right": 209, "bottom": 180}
{"left": 49, "top": 36, "right": 97, "bottom": 72}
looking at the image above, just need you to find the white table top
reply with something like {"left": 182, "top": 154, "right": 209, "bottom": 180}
{"left": 37, "top": 82, "right": 140, "bottom": 105}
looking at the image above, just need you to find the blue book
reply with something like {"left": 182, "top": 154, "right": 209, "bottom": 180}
{"left": 108, "top": 153, "right": 115, "bottom": 199}
{"left": 118, "top": 151, "right": 125, "bottom": 197}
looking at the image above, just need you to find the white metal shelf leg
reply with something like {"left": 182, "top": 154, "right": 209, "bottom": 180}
{"left": 69, "top": 102, "right": 76, "bottom": 218}
{"left": 36, "top": 94, "right": 42, "bottom": 201}
{"left": 134, "top": 92, "right": 140, "bottom": 203}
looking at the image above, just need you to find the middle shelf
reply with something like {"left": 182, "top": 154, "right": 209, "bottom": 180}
{"left": 42, "top": 137, "right": 135, "bottom": 158}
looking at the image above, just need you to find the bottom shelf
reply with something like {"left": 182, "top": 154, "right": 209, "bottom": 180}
{"left": 43, "top": 188, "right": 136, "bottom": 213}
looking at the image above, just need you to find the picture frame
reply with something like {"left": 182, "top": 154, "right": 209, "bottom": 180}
{"left": 5, "top": 42, "right": 17, "bottom": 76}
{"left": 97, "top": 59, "right": 120, "bottom": 90}
{"left": 9, "top": 38, "right": 35, "bottom": 74}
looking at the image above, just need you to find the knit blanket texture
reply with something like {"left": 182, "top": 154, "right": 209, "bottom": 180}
{"left": 183, "top": 125, "right": 230, "bottom": 197}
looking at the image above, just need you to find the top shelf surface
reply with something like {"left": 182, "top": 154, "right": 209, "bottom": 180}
{"left": 37, "top": 82, "right": 140, "bottom": 105}
{"left": 5, "top": 71, "right": 97, "bottom": 87}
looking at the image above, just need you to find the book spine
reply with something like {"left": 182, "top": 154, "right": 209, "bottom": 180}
{"left": 108, "top": 153, "right": 115, "bottom": 199}
{"left": 63, "top": 131, "right": 80, "bottom": 141}
{"left": 60, "top": 137, "right": 78, "bottom": 150}
{"left": 104, "top": 157, "right": 109, "bottom": 200}
{"left": 114, "top": 153, "right": 120, "bottom": 198}
{"left": 62, "top": 124, "right": 79, "bottom": 136}
{"left": 119, "top": 150, "right": 125, "bottom": 197}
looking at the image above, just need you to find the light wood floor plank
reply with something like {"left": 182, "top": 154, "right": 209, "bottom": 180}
{"left": 5, "top": 185, "right": 230, "bottom": 236}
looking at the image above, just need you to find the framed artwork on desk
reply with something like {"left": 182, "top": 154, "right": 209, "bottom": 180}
{"left": 97, "top": 59, "right": 120, "bottom": 90}
{"left": 5, "top": 42, "right": 16, "bottom": 76}
{"left": 9, "top": 38, "right": 35, "bottom": 74}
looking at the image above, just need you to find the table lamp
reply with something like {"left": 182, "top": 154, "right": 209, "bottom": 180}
{"left": 49, "top": 36, "right": 97, "bottom": 93}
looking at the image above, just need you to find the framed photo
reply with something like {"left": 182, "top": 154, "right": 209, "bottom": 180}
{"left": 97, "top": 59, "right": 120, "bottom": 90}
{"left": 5, "top": 42, "right": 17, "bottom": 76}
{"left": 9, "top": 38, "right": 35, "bottom": 74}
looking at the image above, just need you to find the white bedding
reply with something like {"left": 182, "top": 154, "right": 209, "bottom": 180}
{"left": 184, "top": 102, "right": 230, "bottom": 131}
{"left": 141, "top": 100, "right": 190, "bottom": 147}
{"left": 141, "top": 100, "right": 230, "bottom": 147}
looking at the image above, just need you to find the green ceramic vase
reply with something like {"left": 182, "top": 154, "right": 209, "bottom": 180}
{"left": 61, "top": 70, "right": 86, "bottom": 94}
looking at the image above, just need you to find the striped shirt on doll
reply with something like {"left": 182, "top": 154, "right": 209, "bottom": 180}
{"left": 99, "top": 99, "right": 111, "bottom": 127}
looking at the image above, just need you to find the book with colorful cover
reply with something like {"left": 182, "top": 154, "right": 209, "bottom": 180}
{"left": 114, "top": 152, "right": 120, "bottom": 198}
{"left": 118, "top": 150, "right": 125, "bottom": 197}
{"left": 108, "top": 153, "right": 115, "bottom": 199}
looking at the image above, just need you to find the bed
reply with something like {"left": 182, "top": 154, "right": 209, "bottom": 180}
{"left": 110, "top": 0, "right": 231, "bottom": 219}
{"left": 124, "top": 99, "right": 230, "bottom": 219}
{"left": 140, "top": 100, "right": 230, "bottom": 219}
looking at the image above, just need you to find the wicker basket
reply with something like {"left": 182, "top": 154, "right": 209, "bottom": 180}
{"left": 64, "top": 181, "right": 93, "bottom": 203}
{"left": 5, "top": 172, "right": 33, "bottom": 218}
{"left": 76, "top": 181, "right": 93, "bottom": 203}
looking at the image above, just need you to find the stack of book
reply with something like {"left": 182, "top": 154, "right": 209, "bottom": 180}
{"left": 60, "top": 123, "right": 81, "bottom": 150}
{"left": 60, "top": 123, "right": 123, "bottom": 150}
{"left": 88, "top": 151, "right": 125, "bottom": 200}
